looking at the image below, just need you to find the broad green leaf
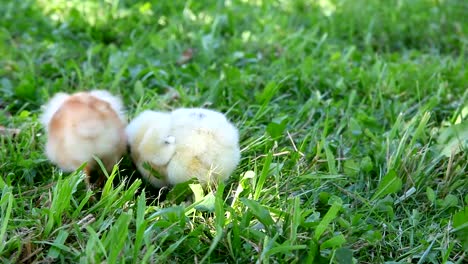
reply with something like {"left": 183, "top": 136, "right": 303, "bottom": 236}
{"left": 241, "top": 198, "right": 275, "bottom": 228}
{"left": 189, "top": 183, "right": 205, "bottom": 203}
{"left": 324, "top": 143, "right": 337, "bottom": 174}
{"left": 15, "top": 78, "right": 36, "bottom": 100}
{"left": 437, "top": 121, "right": 468, "bottom": 157}
{"left": 0, "top": 78, "right": 13, "bottom": 96}
{"left": 363, "top": 230, "right": 383, "bottom": 244}
{"left": 314, "top": 200, "right": 342, "bottom": 240}
{"left": 47, "top": 230, "right": 70, "bottom": 259}
{"left": 343, "top": 159, "right": 359, "bottom": 177}
{"left": 441, "top": 194, "right": 458, "bottom": 208}
{"left": 426, "top": 187, "right": 436, "bottom": 203}
{"left": 229, "top": 170, "right": 255, "bottom": 212}
{"left": 360, "top": 156, "right": 374, "bottom": 172}
{"left": 320, "top": 234, "right": 346, "bottom": 249}
{"left": 263, "top": 244, "right": 306, "bottom": 259}
{"left": 266, "top": 116, "right": 288, "bottom": 139}
{"left": 256, "top": 81, "right": 279, "bottom": 104}
{"left": 319, "top": 192, "right": 331, "bottom": 204}
{"left": 153, "top": 205, "right": 186, "bottom": 224}
{"left": 453, "top": 207, "right": 468, "bottom": 251}
{"left": 134, "top": 80, "right": 145, "bottom": 98}
{"left": 0, "top": 177, "right": 5, "bottom": 190}
{"left": 195, "top": 193, "right": 216, "bottom": 212}
{"left": 453, "top": 207, "right": 468, "bottom": 230}
{"left": 371, "top": 170, "right": 402, "bottom": 201}
{"left": 335, "top": 247, "right": 353, "bottom": 264}
{"left": 166, "top": 179, "right": 195, "bottom": 203}
{"left": 328, "top": 196, "right": 343, "bottom": 206}
{"left": 348, "top": 118, "right": 362, "bottom": 136}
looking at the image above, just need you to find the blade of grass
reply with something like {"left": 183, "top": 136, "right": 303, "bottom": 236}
{"left": 0, "top": 187, "right": 13, "bottom": 253}
{"left": 133, "top": 193, "right": 147, "bottom": 263}
{"left": 314, "top": 200, "right": 342, "bottom": 241}
{"left": 254, "top": 152, "right": 272, "bottom": 200}
{"left": 201, "top": 183, "right": 226, "bottom": 264}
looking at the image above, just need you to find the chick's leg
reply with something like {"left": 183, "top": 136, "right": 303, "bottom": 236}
{"left": 83, "top": 163, "right": 100, "bottom": 202}
{"left": 94, "top": 159, "right": 112, "bottom": 188}
{"left": 94, "top": 171, "right": 107, "bottom": 188}
{"left": 83, "top": 164, "right": 93, "bottom": 190}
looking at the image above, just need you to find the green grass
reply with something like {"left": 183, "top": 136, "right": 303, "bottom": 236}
{"left": 1, "top": 0, "right": 467, "bottom": 263}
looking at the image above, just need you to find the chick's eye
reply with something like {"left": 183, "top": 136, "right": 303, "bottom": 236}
{"left": 164, "top": 136, "right": 175, "bottom": 145}
{"left": 190, "top": 112, "right": 205, "bottom": 119}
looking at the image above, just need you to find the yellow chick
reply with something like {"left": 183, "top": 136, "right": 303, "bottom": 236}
{"left": 166, "top": 108, "right": 240, "bottom": 186}
{"left": 40, "top": 90, "right": 127, "bottom": 188}
{"left": 125, "top": 110, "right": 176, "bottom": 187}
{"left": 127, "top": 107, "right": 240, "bottom": 188}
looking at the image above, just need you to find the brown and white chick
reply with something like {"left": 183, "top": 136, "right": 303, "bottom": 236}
{"left": 40, "top": 90, "right": 127, "bottom": 188}
{"left": 166, "top": 108, "right": 241, "bottom": 186}
{"left": 125, "top": 110, "right": 176, "bottom": 188}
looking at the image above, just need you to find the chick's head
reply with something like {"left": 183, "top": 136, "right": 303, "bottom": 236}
{"left": 139, "top": 127, "right": 176, "bottom": 166}
{"left": 126, "top": 110, "right": 176, "bottom": 166}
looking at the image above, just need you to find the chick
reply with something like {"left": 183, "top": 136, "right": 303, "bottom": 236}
{"left": 40, "top": 90, "right": 127, "bottom": 188}
{"left": 127, "top": 108, "right": 240, "bottom": 188}
{"left": 125, "top": 110, "right": 176, "bottom": 188}
{"left": 166, "top": 108, "right": 241, "bottom": 186}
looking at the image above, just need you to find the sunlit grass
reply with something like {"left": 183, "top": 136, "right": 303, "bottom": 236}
{"left": 37, "top": 0, "right": 115, "bottom": 25}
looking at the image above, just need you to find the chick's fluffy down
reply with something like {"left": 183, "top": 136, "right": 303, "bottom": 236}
{"left": 41, "top": 90, "right": 127, "bottom": 172}
{"left": 125, "top": 110, "right": 176, "bottom": 187}
{"left": 167, "top": 108, "right": 240, "bottom": 186}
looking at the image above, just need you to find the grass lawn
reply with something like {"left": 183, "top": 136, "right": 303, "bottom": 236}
{"left": 1, "top": 0, "right": 467, "bottom": 263}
